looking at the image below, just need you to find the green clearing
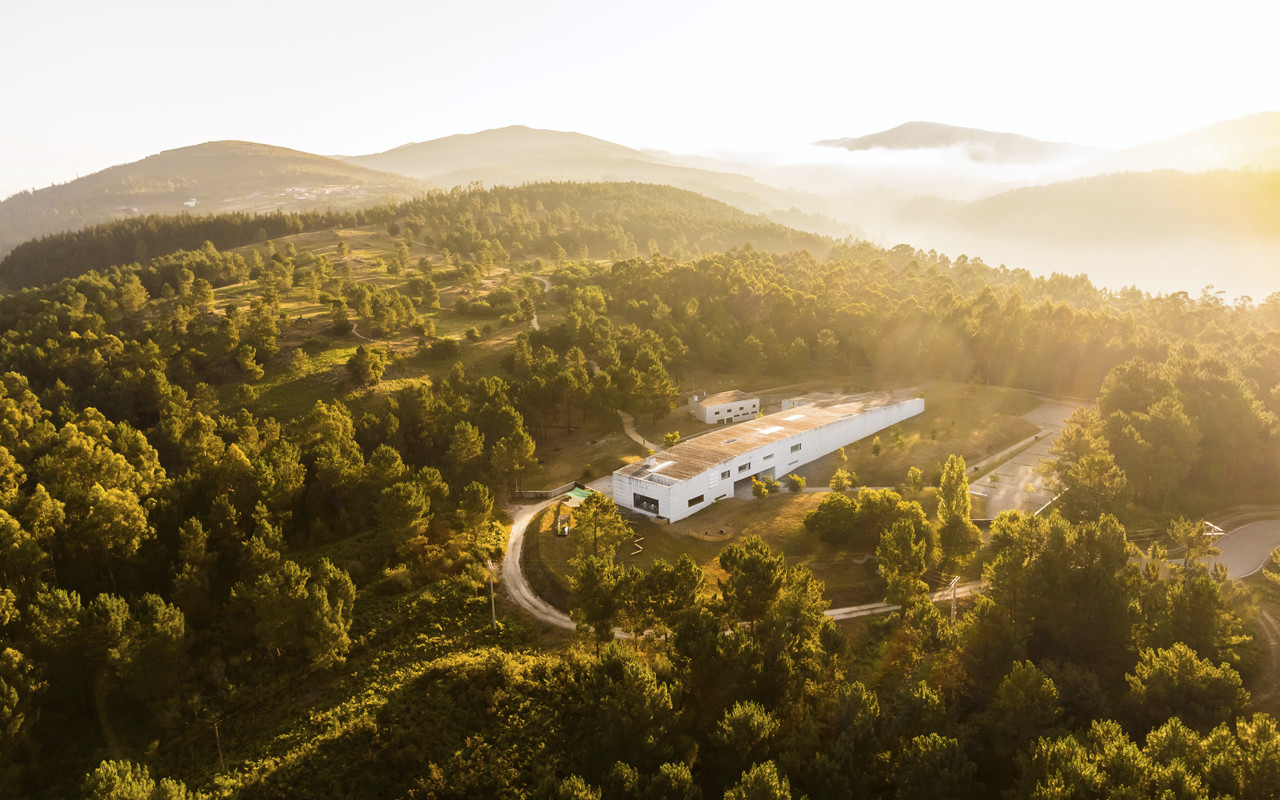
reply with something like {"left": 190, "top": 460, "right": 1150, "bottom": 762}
{"left": 628, "top": 493, "right": 886, "bottom": 608}
{"left": 210, "top": 223, "right": 536, "bottom": 421}
{"left": 519, "top": 507, "right": 573, "bottom": 611}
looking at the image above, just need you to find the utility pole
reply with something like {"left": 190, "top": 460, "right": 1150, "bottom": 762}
{"left": 211, "top": 714, "right": 227, "bottom": 774}
{"left": 487, "top": 559, "right": 496, "bottom": 625}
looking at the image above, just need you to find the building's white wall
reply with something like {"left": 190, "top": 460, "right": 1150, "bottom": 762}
{"left": 693, "top": 397, "right": 760, "bottom": 424}
{"left": 615, "top": 397, "right": 925, "bottom": 523}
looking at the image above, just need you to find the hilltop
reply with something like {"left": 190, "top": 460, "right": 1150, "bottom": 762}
{"left": 340, "top": 125, "right": 832, "bottom": 222}
{"left": 0, "top": 141, "right": 426, "bottom": 257}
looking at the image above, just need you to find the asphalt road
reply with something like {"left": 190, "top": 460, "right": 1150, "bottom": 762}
{"left": 1208, "top": 520, "right": 1280, "bottom": 578}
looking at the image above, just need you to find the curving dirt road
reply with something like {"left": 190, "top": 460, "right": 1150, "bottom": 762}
{"left": 502, "top": 499, "right": 575, "bottom": 630}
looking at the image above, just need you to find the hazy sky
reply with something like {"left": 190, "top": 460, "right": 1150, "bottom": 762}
{"left": 2, "top": 0, "right": 1277, "bottom": 198}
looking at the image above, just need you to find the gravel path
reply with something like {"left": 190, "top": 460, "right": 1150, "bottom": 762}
{"left": 502, "top": 499, "right": 575, "bottom": 630}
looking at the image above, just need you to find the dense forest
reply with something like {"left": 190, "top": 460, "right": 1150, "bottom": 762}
{"left": 1, "top": 182, "right": 1280, "bottom": 798}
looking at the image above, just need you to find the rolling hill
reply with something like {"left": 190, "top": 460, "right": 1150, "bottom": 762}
{"left": 340, "top": 125, "right": 835, "bottom": 223}
{"left": 0, "top": 141, "right": 426, "bottom": 257}
{"left": 818, "top": 121, "right": 1102, "bottom": 163}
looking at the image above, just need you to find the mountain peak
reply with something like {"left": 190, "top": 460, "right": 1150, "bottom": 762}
{"left": 818, "top": 121, "right": 1099, "bottom": 163}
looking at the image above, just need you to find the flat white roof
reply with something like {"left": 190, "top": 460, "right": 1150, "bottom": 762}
{"left": 695, "top": 390, "right": 756, "bottom": 406}
{"left": 619, "top": 392, "right": 915, "bottom": 482}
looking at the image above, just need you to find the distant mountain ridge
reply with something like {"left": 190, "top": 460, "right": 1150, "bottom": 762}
{"left": 889, "top": 167, "right": 1280, "bottom": 297}
{"left": 818, "top": 121, "right": 1102, "bottom": 163}
{"left": 0, "top": 141, "right": 425, "bottom": 257}
{"left": 3, "top": 114, "right": 1280, "bottom": 296}
{"left": 340, "top": 125, "right": 834, "bottom": 225}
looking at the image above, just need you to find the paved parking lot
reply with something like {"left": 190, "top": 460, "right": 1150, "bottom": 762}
{"left": 971, "top": 399, "right": 1080, "bottom": 515}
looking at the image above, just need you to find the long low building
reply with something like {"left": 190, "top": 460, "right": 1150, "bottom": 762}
{"left": 613, "top": 392, "right": 925, "bottom": 522}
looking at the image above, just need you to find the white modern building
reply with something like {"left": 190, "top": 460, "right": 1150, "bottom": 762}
{"left": 690, "top": 390, "right": 759, "bottom": 424}
{"left": 614, "top": 392, "right": 925, "bottom": 522}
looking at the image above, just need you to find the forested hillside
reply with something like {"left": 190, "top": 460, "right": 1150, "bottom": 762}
{"left": 0, "top": 182, "right": 827, "bottom": 289}
{"left": 2, "top": 183, "right": 1280, "bottom": 798}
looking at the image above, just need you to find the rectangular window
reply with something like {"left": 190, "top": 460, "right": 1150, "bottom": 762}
{"left": 633, "top": 493, "right": 660, "bottom": 514}
{"left": 688, "top": 495, "right": 704, "bottom": 507}
{"left": 738, "top": 463, "right": 751, "bottom": 473}
{"left": 763, "top": 454, "right": 773, "bottom": 461}
{"left": 714, "top": 410, "right": 720, "bottom": 415}
{"left": 721, "top": 470, "right": 731, "bottom": 480}
{"left": 791, "top": 443, "right": 802, "bottom": 453}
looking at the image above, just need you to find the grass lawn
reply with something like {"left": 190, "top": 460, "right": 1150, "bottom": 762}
{"left": 520, "top": 506, "right": 573, "bottom": 612}
{"left": 525, "top": 424, "right": 645, "bottom": 490}
{"left": 532, "top": 491, "right": 888, "bottom": 609}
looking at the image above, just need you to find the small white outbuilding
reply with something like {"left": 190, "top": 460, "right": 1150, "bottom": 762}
{"left": 690, "top": 390, "right": 759, "bottom": 424}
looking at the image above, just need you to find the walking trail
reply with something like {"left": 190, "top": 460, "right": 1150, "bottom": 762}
{"left": 617, "top": 409, "right": 659, "bottom": 452}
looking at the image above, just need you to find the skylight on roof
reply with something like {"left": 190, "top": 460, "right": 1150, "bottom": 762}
{"left": 783, "top": 414, "right": 804, "bottom": 421}
{"left": 758, "top": 426, "right": 783, "bottom": 434}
